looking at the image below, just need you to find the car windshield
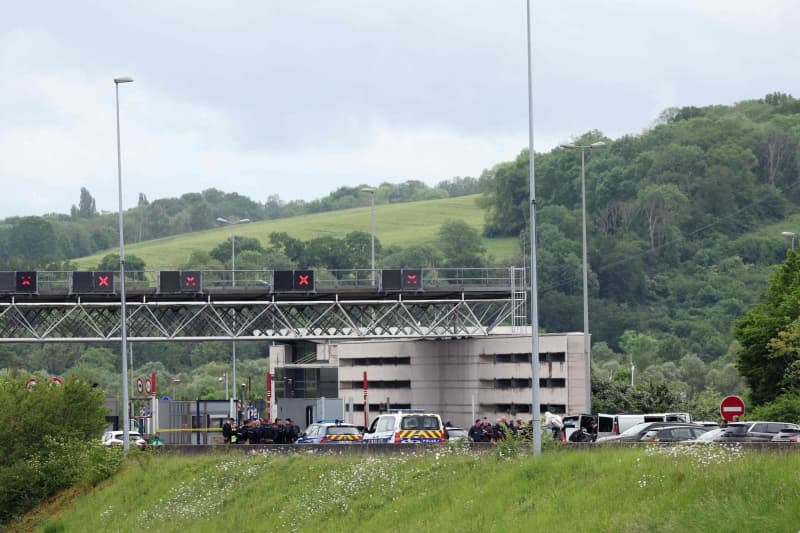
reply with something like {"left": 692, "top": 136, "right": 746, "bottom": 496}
{"left": 327, "top": 426, "right": 360, "bottom": 435}
{"left": 401, "top": 415, "right": 440, "bottom": 430}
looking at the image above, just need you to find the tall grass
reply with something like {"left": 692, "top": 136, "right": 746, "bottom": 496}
{"left": 26, "top": 444, "right": 800, "bottom": 532}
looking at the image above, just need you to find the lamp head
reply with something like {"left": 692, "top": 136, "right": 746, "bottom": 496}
{"left": 114, "top": 77, "right": 134, "bottom": 84}
{"left": 216, "top": 217, "right": 229, "bottom": 224}
{"left": 239, "top": 218, "right": 251, "bottom": 224}
{"left": 590, "top": 141, "right": 606, "bottom": 148}
{"left": 560, "top": 143, "right": 577, "bottom": 149}
{"left": 361, "top": 187, "right": 376, "bottom": 193}
{"left": 782, "top": 231, "right": 796, "bottom": 237}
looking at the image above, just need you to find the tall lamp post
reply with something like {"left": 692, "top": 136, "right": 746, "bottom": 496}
{"left": 560, "top": 141, "right": 605, "bottom": 412}
{"left": 216, "top": 216, "right": 251, "bottom": 418}
{"left": 114, "top": 76, "right": 133, "bottom": 451}
{"left": 525, "top": 0, "right": 542, "bottom": 454}
{"left": 361, "top": 187, "right": 376, "bottom": 285}
{"left": 782, "top": 231, "right": 796, "bottom": 250}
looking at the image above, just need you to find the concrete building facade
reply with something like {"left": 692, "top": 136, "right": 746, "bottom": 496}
{"left": 269, "top": 328, "right": 589, "bottom": 429}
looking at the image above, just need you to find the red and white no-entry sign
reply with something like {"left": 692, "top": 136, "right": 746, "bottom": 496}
{"left": 720, "top": 395, "right": 746, "bottom": 422}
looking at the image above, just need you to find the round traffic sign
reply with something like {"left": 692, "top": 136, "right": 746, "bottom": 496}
{"left": 136, "top": 377, "right": 144, "bottom": 394}
{"left": 25, "top": 378, "right": 37, "bottom": 389}
{"left": 50, "top": 377, "right": 63, "bottom": 386}
{"left": 144, "top": 377, "right": 153, "bottom": 395}
{"left": 720, "top": 395, "right": 746, "bottom": 422}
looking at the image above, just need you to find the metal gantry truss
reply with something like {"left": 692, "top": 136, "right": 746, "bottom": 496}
{"left": 0, "top": 295, "right": 526, "bottom": 343}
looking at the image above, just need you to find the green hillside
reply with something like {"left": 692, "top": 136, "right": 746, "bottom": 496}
{"left": 23, "top": 445, "right": 800, "bottom": 532}
{"left": 73, "top": 195, "right": 518, "bottom": 270}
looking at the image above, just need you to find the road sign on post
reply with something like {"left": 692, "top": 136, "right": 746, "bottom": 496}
{"left": 720, "top": 395, "right": 746, "bottom": 422}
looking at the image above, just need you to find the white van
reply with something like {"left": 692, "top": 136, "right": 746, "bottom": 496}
{"left": 612, "top": 412, "right": 692, "bottom": 435}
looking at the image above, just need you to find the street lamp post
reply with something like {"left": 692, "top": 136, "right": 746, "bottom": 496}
{"left": 114, "top": 76, "right": 133, "bottom": 452}
{"left": 560, "top": 141, "right": 605, "bottom": 412}
{"left": 216, "top": 216, "right": 251, "bottom": 418}
{"left": 215, "top": 217, "right": 252, "bottom": 288}
{"left": 525, "top": 0, "right": 542, "bottom": 454}
{"left": 782, "top": 231, "right": 796, "bottom": 250}
{"left": 361, "top": 187, "right": 376, "bottom": 285}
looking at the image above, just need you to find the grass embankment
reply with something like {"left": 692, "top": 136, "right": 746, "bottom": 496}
{"left": 74, "top": 195, "right": 518, "bottom": 269}
{"left": 21, "top": 444, "right": 800, "bottom": 532}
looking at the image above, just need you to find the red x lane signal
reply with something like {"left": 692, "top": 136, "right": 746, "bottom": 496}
{"left": 94, "top": 272, "right": 114, "bottom": 293}
{"left": 293, "top": 270, "right": 314, "bottom": 291}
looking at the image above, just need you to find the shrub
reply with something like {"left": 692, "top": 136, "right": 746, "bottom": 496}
{"left": 0, "top": 372, "right": 121, "bottom": 524}
{"left": 748, "top": 392, "right": 800, "bottom": 423}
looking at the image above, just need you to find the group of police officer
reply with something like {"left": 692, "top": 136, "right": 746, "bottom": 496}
{"left": 222, "top": 417, "right": 301, "bottom": 444}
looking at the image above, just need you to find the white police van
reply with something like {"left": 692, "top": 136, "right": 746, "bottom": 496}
{"left": 363, "top": 409, "right": 446, "bottom": 444}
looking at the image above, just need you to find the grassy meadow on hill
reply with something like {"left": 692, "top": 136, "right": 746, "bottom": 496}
{"left": 21, "top": 444, "right": 800, "bottom": 533}
{"left": 73, "top": 195, "right": 519, "bottom": 270}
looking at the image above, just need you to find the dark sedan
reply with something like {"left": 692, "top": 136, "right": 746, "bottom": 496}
{"left": 596, "top": 422, "right": 707, "bottom": 443}
{"left": 640, "top": 425, "right": 711, "bottom": 443}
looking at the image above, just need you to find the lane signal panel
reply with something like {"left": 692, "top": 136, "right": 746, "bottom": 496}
{"left": 0, "top": 271, "right": 39, "bottom": 294}
{"left": 71, "top": 271, "right": 115, "bottom": 293}
{"left": 273, "top": 270, "right": 315, "bottom": 291}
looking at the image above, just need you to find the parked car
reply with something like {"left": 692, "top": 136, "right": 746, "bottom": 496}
{"left": 771, "top": 427, "right": 800, "bottom": 443}
{"left": 714, "top": 421, "right": 800, "bottom": 443}
{"left": 445, "top": 427, "right": 469, "bottom": 442}
{"left": 640, "top": 425, "right": 711, "bottom": 443}
{"left": 102, "top": 430, "right": 147, "bottom": 449}
{"left": 596, "top": 422, "right": 704, "bottom": 443}
{"left": 295, "top": 421, "right": 363, "bottom": 444}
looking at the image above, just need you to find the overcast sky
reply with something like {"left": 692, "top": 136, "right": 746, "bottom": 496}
{"left": 1, "top": 1, "right": 798, "bottom": 218}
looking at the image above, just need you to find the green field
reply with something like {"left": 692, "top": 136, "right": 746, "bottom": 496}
{"left": 20, "top": 444, "right": 800, "bottom": 532}
{"left": 73, "top": 195, "right": 519, "bottom": 270}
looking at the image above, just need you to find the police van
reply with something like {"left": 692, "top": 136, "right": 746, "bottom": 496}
{"left": 363, "top": 409, "right": 446, "bottom": 444}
